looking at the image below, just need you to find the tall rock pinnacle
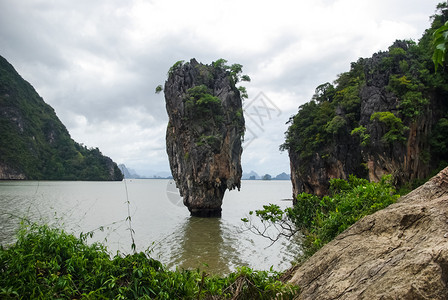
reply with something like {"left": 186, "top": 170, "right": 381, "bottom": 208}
{"left": 164, "top": 59, "right": 246, "bottom": 217}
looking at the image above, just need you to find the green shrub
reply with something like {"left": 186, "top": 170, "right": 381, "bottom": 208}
{"left": 370, "top": 111, "right": 408, "bottom": 144}
{"left": 0, "top": 223, "right": 297, "bottom": 299}
{"left": 350, "top": 125, "right": 370, "bottom": 146}
{"left": 168, "top": 60, "right": 185, "bottom": 76}
{"left": 243, "top": 175, "right": 400, "bottom": 258}
{"left": 185, "top": 85, "right": 223, "bottom": 121}
{"left": 399, "top": 91, "right": 429, "bottom": 119}
{"left": 325, "top": 116, "right": 347, "bottom": 134}
{"left": 291, "top": 175, "right": 399, "bottom": 256}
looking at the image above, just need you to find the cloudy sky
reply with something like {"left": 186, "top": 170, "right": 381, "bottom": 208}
{"left": 0, "top": 0, "right": 442, "bottom": 177}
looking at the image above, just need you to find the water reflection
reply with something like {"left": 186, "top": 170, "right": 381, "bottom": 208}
{"left": 0, "top": 180, "right": 301, "bottom": 276}
{"left": 166, "top": 216, "right": 244, "bottom": 275}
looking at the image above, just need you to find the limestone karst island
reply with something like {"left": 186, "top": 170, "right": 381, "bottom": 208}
{"left": 164, "top": 59, "right": 246, "bottom": 217}
{"left": 1, "top": 2, "right": 448, "bottom": 299}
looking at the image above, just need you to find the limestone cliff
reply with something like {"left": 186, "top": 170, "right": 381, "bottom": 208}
{"left": 164, "top": 59, "right": 245, "bottom": 217}
{"left": 289, "top": 166, "right": 448, "bottom": 299}
{"left": 284, "top": 14, "right": 448, "bottom": 199}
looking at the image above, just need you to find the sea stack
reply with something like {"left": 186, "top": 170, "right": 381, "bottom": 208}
{"left": 164, "top": 59, "right": 245, "bottom": 217}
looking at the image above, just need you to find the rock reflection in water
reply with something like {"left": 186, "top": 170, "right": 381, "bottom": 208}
{"left": 166, "top": 216, "right": 244, "bottom": 275}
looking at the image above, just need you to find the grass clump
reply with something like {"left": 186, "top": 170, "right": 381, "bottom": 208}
{"left": 0, "top": 223, "right": 297, "bottom": 299}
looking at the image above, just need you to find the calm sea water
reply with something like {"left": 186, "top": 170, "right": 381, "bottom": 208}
{"left": 0, "top": 179, "right": 301, "bottom": 275}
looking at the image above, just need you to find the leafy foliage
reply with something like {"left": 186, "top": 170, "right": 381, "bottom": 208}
{"left": 241, "top": 203, "right": 299, "bottom": 246}
{"left": 186, "top": 85, "right": 222, "bottom": 109}
{"left": 168, "top": 60, "right": 185, "bottom": 76}
{"left": 185, "top": 85, "right": 225, "bottom": 140}
{"left": 386, "top": 74, "right": 429, "bottom": 120}
{"left": 212, "top": 58, "right": 229, "bottom": 70}
{"left": 350, "top": 125, "right": 370, "bottom": 146}
{"left": 155, "top": 84, "right": 163, "bottom": 94}
{"left": 242, "top": 175, "right": 399, "bottom": 258}
{"left": 0, "top": 56, "right": 123, "bottom": 180}
{"left": 370, "top": 112, "right": 408, "bottom": 144}
{"left": 325, "top": 115, "right": 347, "bottom": 135}
{"left": 432, "top": 2, "right": 448, "bottom": 71}
{"left": 211, "top": 58, "right": 251, "bottom": 99}
{"left": 292, "top": 175, "right": 398, "bottom": 256}
{"left": 0, "top": 224, "right": 297, "bottom": 299}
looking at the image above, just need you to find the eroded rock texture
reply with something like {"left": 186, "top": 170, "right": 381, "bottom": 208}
{"left": 164, "top": 59, "right": 244, "bottom": 217}
{"left": 288, "top": 40, "right": 448, "bottom": 199}
{"left": 289, "top": 166, "right": 448, "bottom": 299}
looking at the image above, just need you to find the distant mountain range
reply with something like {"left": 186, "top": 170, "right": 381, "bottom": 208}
{"left": 119, "top": 164, "right": 172, "bottom": 179}
{"left": 242, "top": 171, "right": 290, "bottom": 180}
{"left": 118, "top": 166, "right": 290, "bottom": 181}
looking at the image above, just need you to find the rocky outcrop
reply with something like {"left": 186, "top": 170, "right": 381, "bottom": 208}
{"left": 164, "top": 59, "right": 245, "bottom": 217}
{"left": 289, "top": 166, "right": 448, "bottom": 299}
{"left": 359, "top": 48, "right": 433, "bottom": 186}
{"left": 288, "top": 136, "right": 364, "bottom": 197}
{"left": 287, "top": 38, "right": 448, "bottom": 199}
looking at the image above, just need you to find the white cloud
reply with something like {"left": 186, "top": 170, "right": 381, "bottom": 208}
{"left": 0, "top": 0, "right": 441, "bottom": 176}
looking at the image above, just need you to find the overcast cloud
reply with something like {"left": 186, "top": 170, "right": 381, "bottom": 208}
{"left": 0, "top": 0, "right": 441, "bottom": 176}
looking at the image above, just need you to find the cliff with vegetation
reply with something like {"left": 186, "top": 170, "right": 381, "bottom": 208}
{"left": 282, "top": 7, "right": 448, "bottom": 198}
{"left": 164, "top": 59, "right": 247, "bottom": 217}
{"left": 0, "top": 55, "right": 123, "bottom": 181}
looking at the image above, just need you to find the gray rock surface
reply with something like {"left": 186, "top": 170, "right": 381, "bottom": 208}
{"left": 289, "top": 166, "right": 448, "bottom": 299}
{"left": 164, "top": 59, "right": 244, "bottom": 217}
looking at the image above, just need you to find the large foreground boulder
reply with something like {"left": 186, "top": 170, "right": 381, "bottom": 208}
{"left": 289, "top": 166, "right": 448, "bottom": 299}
